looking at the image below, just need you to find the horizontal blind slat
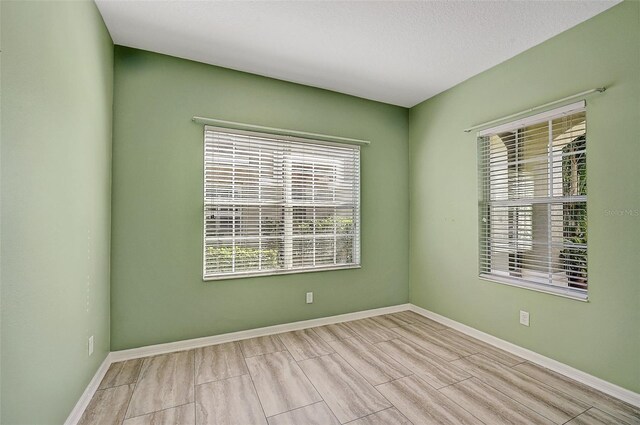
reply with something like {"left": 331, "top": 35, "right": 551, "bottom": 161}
{"left": 204, "top": 127, "right": 361, "bottom": 279}
{"left": 478, "top": 106, "right": 587, "bottom": 293}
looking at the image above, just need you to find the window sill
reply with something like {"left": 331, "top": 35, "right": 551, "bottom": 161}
{"left": 479, "top": 273, "right": 588, "bottom": 302}
{"left": 204, "top": 264, "right": 361, "bottom": 281}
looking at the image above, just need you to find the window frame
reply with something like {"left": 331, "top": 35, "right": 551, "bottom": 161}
{"left": 202, "top": 126, "right": 362, "bottom": 281}
{"left": 477, "top": 101, "right": 588, "bottom": 301}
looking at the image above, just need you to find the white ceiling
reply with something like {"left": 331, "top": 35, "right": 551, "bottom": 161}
{"left": 96, "top": 0, "right": 619, "bottom": 107}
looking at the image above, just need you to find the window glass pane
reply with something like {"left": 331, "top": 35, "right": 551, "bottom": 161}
{"left": 336, "top": 209, "right": 355, "bottom": 235}
{"left": 314, "top": 209, "right": 337, "bottom": 235}
{"left": 292, "top": 238, "right": 314, "bottom": 268}
{"left": 315, "top": 237, "right": 335, "bottom": 266}
{"left": 336, "top": 236, "right": 354, "bottom": 264}
{"left": 292, "top": 207, "right": 314, "bottom": 235}
{"left": 479, "top": 106, "right": 587, "bottom": 297}
{"left": 205, "top": 242, "right": 234, "bottom": 274}
{"left": 553, "top": 113, "right": 587, "bottom": 197}
{"left": 204, "top": 128, "right": 360, "bottom": 279}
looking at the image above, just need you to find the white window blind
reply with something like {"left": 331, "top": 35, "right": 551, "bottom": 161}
{"left": 203, "top": 126, "right": 361, "bottom": 280}
{"left": 478, "top": 101, "right": 588, "bottom": 299}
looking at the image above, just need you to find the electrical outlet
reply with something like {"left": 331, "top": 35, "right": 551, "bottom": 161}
{"left": 306, "top": 292, "right": 313, "bottom": 304}
{"left": 519, "top": 310, "right": 530, "bottom": 327}
{"left": 88, "top": 336, "right": 94, "bottom": 356}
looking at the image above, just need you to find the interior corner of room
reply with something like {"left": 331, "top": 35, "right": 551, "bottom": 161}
{"left": 1, "top": 0, "right": 639, "bottom": 424}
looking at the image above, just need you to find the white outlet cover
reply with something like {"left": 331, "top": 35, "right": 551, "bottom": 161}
{"left": 519, "top": 311, "right": 530, "bottom": 327}
{"left": 306, "top": 292, "right": 313, "bottom": 304}
{"left": 88, "top": 336, "right": 94, "bottom": 356}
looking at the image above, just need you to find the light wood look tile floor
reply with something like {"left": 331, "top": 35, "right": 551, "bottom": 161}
{"left": 79, "top": 311, "right": 640, "bottom": 425}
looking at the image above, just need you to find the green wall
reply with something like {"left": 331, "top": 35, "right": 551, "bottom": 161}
{"left": 0, "top": 1, "right": 114, "bottom": 423}
{"left": 110, "top": 47, "right": 409, "bottom": 350}
{"left": 2, "top": 3, "right": 636, "bottom": 422}
{"left": 409, "top": 1, "right": 640, "bottom": 393}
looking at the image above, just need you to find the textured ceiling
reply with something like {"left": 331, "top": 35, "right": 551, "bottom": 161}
{"left": 96, "top": 0, "right": 619, "bottom": 107}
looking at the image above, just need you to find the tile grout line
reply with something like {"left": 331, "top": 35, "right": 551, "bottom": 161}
{"left": 344, "top": 405, "right": 401, "bottom": 424}
{"left": 312, "top": 322, "right": 358, "bottom": 343}
{"left": 295, "top": 353, "right": 369, "bottom": 423}
{"left": 342, "top": 407, "right": 415, "bottom": 425}
{"left": 82, "top": 310, "right": 638, "bottom": 425}
{"left": 274, "top": 332, "right": 298, "bottom": 364}
{"left": 292, "top": 350, "right": 330, "bottom": 419}
{"left": 483, "top": 353, "right": 598, "bottom": 416}
{"left": 443, "top": 343, "right": 524, "bottom": 369}
{"left": 449, "top": 355, "right": 588, "bottom": 425}
{"left": 309, "top": 325, "right": 355, "bottom": 345}
{"left": 396, "top": 326, "right": 475, "bottom": 360}
{"left": 272, "top": 315, "right": 626, "bottom": 424}
{"left": 507, "top": 361, "right": 631, "bottom": 417}
{"left": 328, "top": 343, "right": 399, "bottom": 417}
{"left": 243, "top": 349, "right": 288, "bottom": 359}
{"left": 296, "top": 323, "right": 410, "bottom": 420}
{"left": 107, "top": 306, "right": 412, "bottom": 364}
{"left": 388, "top": 313, "right": 608, "bottom": 424}
{"left": 373, "top": 362, "right": 490, "bottom": 425}
{"left": 119, "top": 357, "right": 146, "bottom": 425}
{"left": 123, "top": 401, "right": 194, "bottom": 423}
{"left": 410, "top": 307, "right": 640, "bottom": 406}
{"left": 238, "top": 340, "right": 271, "bottom": 424}
{"left": 308, "top": 326, "right": 338, "bottom": 350}
{"left": 122, "top": 352, "right": 197, "bottom": 424}
{"left": 95, "top": 381, "right": 136, "bottom": 391}
{"left": 372, "top": 339, "right": 478, "bottom": 391}
{"left": 447, "top": 355, "right": 547, "bottom": 418}
{"left": 95, "top": 362, "right": 123, "bottom": 392}
{"left": 432, "top": 376, "right": 473, "bottom": 391}
{"left": 327, "top": 329, "right": 415, "bottom": 391}
{"left": 377, "top": 333, "right": 462, "bottom": 365}
{"left": 194, "top": 372, "right": 250, "bottom": 388}
{"left": 561, "top": 407, "right": 591, "bottom": 425}
{"left": 264, "top": 400, "right": 326, "bottom": 420}
{"left": 373, "top": 373, "right": 416, "bottom": 389}
{"left": 193, "top": 371, "right": 249, "bottom": 387}
{"left": 441, "top": 374, "right": 587, "bottom": 425}
{"left": 398, "top": 326, "right": 512, "bottom": 368}
{"left": 425, "top": 376, "right": 492, "bottom": 425}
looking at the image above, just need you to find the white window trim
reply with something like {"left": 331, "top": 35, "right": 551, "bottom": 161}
{"left": 479, "top": 274, "right": 588, "bottom": 302}
{"left": 478, "top": 101, "right": 588, "bottom": 301}
{"left": 478, "top": 101, "right": 586, "bottom": 136}
{"left": 202, "top": 126, "right": 362, "bottom": 281}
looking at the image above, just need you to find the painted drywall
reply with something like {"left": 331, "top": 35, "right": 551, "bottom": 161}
{"left": 0, "top": 1, "right": 113, "bottom": 423}
{"left": 0, "top": 1, "right": 3, "bottom": 420}
{"left": 110, "top": 47, "right": 409, "bottom": 350}
{"left": 409, "top": 1, "right": 639, "bottom": 392}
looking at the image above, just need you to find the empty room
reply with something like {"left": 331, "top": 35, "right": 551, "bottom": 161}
{"left": 1, "top": 0, "right": 639, "bottom": 424}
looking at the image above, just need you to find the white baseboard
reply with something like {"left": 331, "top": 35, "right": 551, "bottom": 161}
{"left": 64, "top": 353, "right": 114, "bottom": 425}
{"left": 409, "top": 303, "right": 640, "bottom": 408}
{"left": 66, "top": 301, "right": 639, "bottom": 425}
{"left": 110, "top": 303, "right": 411, "bottom": 362}
{"left": 65, "top": 303, "right": 409, "bottom": 424}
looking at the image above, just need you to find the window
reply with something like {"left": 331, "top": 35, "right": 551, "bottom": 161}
{"left": 478, "top": 101, "right": 587, "bottom": 299}
{"left": 203, "top": 126, "right": 361, "bottom": 280}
